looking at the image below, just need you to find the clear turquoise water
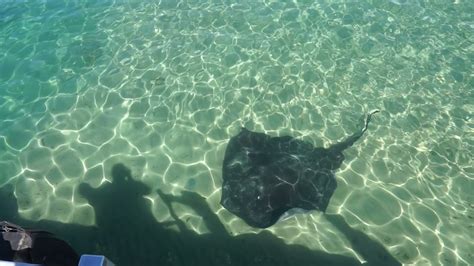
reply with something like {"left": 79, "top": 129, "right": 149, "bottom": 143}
{"left": 0, "top": 0, "right": 472, "bottom": 265}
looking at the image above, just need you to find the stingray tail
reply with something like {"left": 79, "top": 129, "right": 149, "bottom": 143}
{"left": 331, "top": 109, "right": 380, "bottom": 152}
{"left": 361, "top": 109, "right": 380, "bottom": 134}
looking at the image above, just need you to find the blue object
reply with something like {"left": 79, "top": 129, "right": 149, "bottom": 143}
{"left": 78, "top": 255, "right": 115, "bottom": 266}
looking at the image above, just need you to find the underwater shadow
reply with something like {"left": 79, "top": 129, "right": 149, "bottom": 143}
{"left": 78, "top": 163, "right": 360, "bottom": 265}
{"left": 324, "top": 214, "right": 401, "bottom": 266}
{"left": 0, "top": 163, "right": 399, "bottom": 265}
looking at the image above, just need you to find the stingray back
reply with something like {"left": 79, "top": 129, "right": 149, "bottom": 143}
{"left": 221, "top": 128, "right": 337, "bottom": 228}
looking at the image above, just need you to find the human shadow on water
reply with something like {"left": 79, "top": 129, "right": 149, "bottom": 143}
{"left": 1, "top": 163, "right": 399, "bottom": 266}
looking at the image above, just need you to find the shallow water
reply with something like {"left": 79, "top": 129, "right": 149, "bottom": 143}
{"left": 0, "top": 0, "right": 472, "bottom": 265}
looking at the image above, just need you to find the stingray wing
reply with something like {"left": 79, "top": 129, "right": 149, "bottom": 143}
{"left": 221, "top": 128, "right": 337, "bottom": 228}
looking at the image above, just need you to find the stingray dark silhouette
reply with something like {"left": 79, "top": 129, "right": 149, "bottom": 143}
{"left": 221, "top": 110, "right": 380, "bottom": 228}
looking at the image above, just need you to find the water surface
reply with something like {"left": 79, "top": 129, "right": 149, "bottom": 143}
{"left": 0, "top": 0, "right": 472, "bottom": 265}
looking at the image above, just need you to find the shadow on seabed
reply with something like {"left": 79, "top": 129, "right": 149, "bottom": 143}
{"left": 0, "top": 163, "right": 400, "bottom": 266}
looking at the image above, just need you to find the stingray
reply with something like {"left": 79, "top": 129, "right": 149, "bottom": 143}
{"left": 220, "top": 110, "right": 379, "bottom": 228}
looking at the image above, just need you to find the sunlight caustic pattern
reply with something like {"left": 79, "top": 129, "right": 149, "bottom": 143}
{"left": 0, "top": 1, "right": 472, "bottom": 265}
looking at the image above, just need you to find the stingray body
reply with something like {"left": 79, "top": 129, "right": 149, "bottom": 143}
{"left": 220, "top": 110, "right": 379, "bottom": 228}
